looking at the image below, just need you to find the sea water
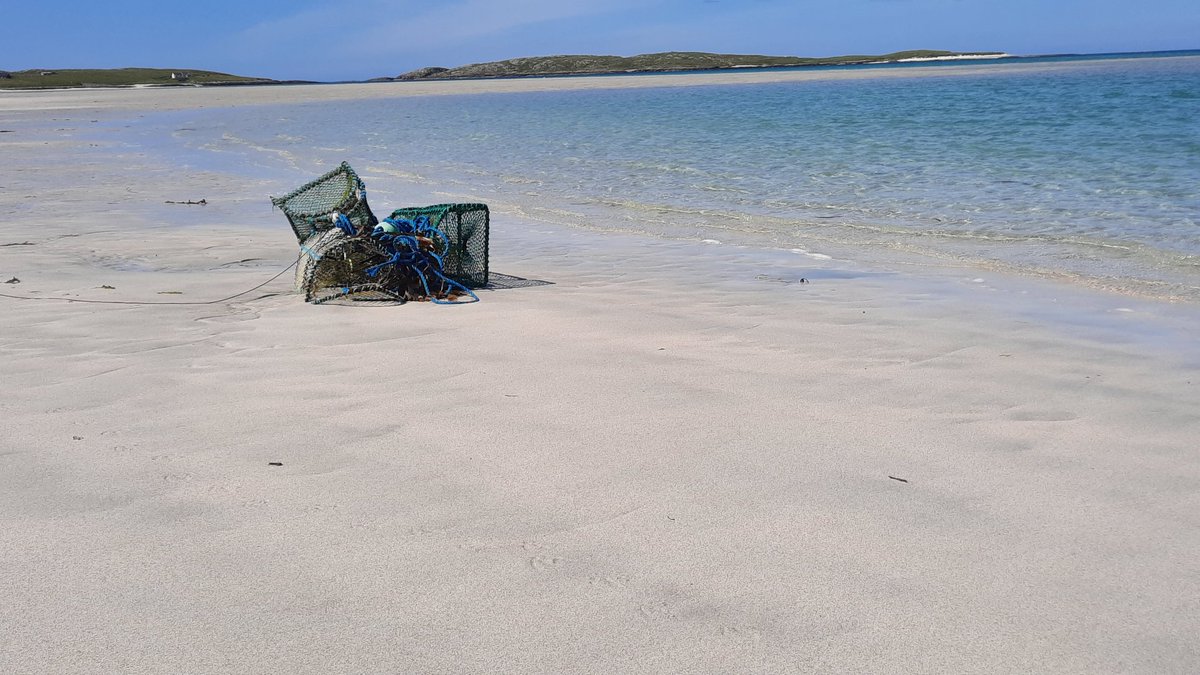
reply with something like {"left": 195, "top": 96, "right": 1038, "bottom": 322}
{"left": 158, "top": 51, "right": 1200, "bottom": 302}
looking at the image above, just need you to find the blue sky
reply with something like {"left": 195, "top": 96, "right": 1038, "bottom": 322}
{"left": 3, "top": 0, "right": 1198, "bottom": 81}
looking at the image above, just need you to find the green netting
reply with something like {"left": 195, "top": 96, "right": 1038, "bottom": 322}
{"left": 388, "top": 203, "right": 489, "bottom": 288}
{"left": 271, "top": 162, "right": 378, "bottom": 242}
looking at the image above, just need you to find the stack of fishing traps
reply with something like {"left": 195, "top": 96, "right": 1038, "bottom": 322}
{"left": 271, "top": 162, "right": 489, "bottom": 304}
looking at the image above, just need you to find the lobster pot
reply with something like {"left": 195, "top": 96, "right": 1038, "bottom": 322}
{"left": 271, "top": 162, "right": 378, "bottom": 243}
{"left": 388, "top": 203, "right": 489, "bottom": 288}
{"left": 295, "top": 229, "right": 399, "bottom": 304}
{"left": 296, "top": 229, "right": 346, "bottom": 292}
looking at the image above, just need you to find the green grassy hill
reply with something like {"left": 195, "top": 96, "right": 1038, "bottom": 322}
{"left": 0, "top": 68, "right": 273, "bottom": 90}
{"left": 395, "top": 50, "right": 1006, "bottom": 80}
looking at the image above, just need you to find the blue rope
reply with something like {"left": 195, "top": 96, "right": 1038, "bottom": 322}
{"left": 367, "top": 216, "right": 478, "bottom": 304}
{"left": 334, "top": 213, "right": 357, "bottom": 236}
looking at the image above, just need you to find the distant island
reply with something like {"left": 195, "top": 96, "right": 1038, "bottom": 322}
{"left": 0, "top": 68, "right": 276, "bottom": 90}
{"left": 0, "top": 50, "right": 1009, "bottom": 90}
{"left": 387, "top": 50, "right": 1008, "bottom": 81}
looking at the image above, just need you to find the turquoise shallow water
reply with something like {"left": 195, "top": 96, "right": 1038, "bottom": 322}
{"left": 160, "top": 51, "right": 1200, "bottom": 301}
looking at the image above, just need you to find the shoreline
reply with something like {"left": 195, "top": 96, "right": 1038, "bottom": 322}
{"left": 18, "top": 48, "right": 1200, "bottom": 92}
{"left": 0, "top": 51, "right": 1012, "bottom": 91}
{"left": 7, "top": 68, "right": 1200, "bottom": 323}
{"left": 3, "top": 54, "right": 1185, "bottom": 112}
{"left": 10, "top": 48, "right": 1200, "bottom": 95}
{"left": 6, "top": 80, "right": 1200, "bottom": 319}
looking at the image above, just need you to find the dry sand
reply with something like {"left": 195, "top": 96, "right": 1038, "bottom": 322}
{"left": 2, "top": 81, "right": 1199, "bottom": 674}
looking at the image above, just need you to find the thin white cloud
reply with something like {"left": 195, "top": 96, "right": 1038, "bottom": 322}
{"left": 221, "top": 0, "right": 672, "bottom": 78}
{"left": 374, "top": 0, "right": 650, "bottom": 43}
{"left": 234, "top": 0, "right": 655, "bottom": 65}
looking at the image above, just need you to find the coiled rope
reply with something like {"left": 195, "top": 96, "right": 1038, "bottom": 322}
{"left": 358, "top": 214, "right": 479, "bottom": 304}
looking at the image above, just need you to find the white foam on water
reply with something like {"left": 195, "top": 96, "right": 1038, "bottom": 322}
{"left": 790, "top": 248, "right": 833, "bottom": 260}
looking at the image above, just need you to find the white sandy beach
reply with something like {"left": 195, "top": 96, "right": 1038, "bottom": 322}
{"left": 2, "top": 82, "right": 1199, "bottom": 673}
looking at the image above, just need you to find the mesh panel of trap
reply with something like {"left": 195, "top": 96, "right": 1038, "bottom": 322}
{"left": 296, "top": 230, "right": 399, "bottom": 304}
{"left": 271, "top": 162, "right": 378, "bottom": 242}
{"left": 388, "top": 203, "right": 489, "bottom": 288}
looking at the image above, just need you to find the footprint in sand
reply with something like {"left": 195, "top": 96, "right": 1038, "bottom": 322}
{"left": 588, "top": 575, "right": 632, "bottom": 589}
{"left": 527, "top": 556, "right": 564, "bottom": 572}
{"left": 718, "top": 626, "right": 764, "bottom": 641}
{"left": 1007, "top": 409, "right": 1079, "bottom": 422}
{"left": 637, "top": 601, "right": 677, "bottom": 620}
{"left": 194, "top": 307, "right": 261, "bottom": 324}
